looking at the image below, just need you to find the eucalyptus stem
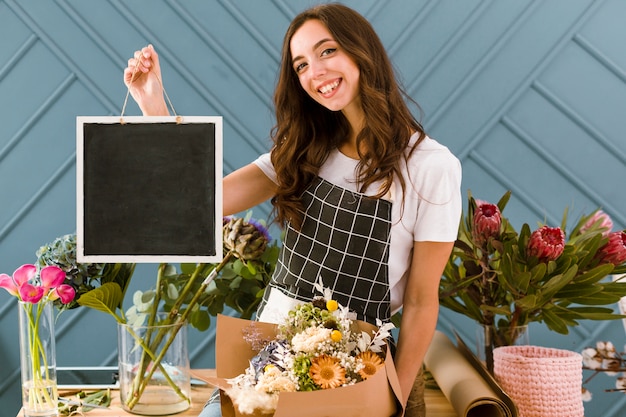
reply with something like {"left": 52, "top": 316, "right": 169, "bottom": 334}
{"left": 124, "top": 251, "right": 235, "bottom": 410}
{"left": 130, "top": 264, "right": 167, "bottom": 402}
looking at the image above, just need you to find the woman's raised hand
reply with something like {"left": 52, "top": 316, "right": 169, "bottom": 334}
{"left": 123, "top": 44, "right": 169, "bottom": 116}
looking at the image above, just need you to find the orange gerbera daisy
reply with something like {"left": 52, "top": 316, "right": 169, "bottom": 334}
{"left": 357, "top": 351, "right": 384, "bottom": 380}
{"left": 309, "top": 355, "right": 346, "bottom": 389}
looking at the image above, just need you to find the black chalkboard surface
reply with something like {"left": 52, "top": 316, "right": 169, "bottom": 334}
{"left": 76, "top": 116, "right": 223, "bottom": 263}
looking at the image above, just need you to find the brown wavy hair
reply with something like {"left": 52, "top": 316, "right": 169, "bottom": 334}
{"left": 270, "top": 3, "right": 426, "bottom": 229}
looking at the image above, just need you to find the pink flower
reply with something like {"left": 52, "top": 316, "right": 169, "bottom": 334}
{"left": 527, "top": 226, "right": 565, "bottom": 261}
{"left": 13, "top": 264, "right": 37, "bottom": 286}
{"left": 596, "top": 231, "right": 626, "bottom": 266}
{"left": 472, "top": 200, "right": 502, "bottom": 246}
{"left": 19, "top": 282, "right": 45, "bottom": 303}
{"left": 0, "top": 273, "right": 19, "bottom": 297}
{"left": 580, "top": 210, "right": 614, "bottom": 237}
{"left": 0, "top": 263, "right": 74, "bottom": 305}
{"left": 39, "top": 265, "right": 66, "bottom": 291}
{"left": 49, "top": 284, "right": 76, "bottom": 304}
{"left": 0, "top": 264, "right": 37, "bottom": 298}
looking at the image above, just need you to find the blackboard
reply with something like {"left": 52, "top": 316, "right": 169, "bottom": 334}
{"left": 76, "top": 116, "right": 223, "bottom": 263}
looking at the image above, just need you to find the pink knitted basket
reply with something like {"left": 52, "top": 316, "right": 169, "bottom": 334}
{"left": 493, "top": 345, "right": 584, "bottom": 417}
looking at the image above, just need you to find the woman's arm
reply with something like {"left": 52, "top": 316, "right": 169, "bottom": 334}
{"left": 123, "top": 46, "right": 277, "bottom": 216}
{"left": 393, "top": 240, "right": 454, "bottom": 405}
{"left": 223, "top": 163, "right": 277, "bottom": 216}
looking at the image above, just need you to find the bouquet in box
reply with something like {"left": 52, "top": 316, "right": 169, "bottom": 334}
{"left": 204, "top": 279, "right": 401, "bottom": 417}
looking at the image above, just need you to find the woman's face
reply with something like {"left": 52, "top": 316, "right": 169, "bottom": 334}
{"left": 290, "top": 19, "right": 361, "bottom": 116}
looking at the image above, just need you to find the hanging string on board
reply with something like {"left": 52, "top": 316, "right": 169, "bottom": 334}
{"left": 120, "top": 46, "right": 182, "bottom": 125}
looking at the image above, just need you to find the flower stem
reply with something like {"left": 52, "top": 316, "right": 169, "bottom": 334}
{"left": 124, "top": 251, "right": 235, "bottom": 410}
{"left": 21, "top": 302, "right": 57, "bottom": 413}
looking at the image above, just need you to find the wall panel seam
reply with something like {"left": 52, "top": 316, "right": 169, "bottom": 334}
{"left": 0, "top": 74, "right": 76, "bottom": 165}
{"left": 406, "top": 0, "right": 493, "bottom": 95}
{"left": 456, "top": 0, "right": 604, "bottom": 160}
{"left": 5, "top": 0, "right": 120, "bottom": 113}
{"left": 501, "top": 115, "right": 625, "bottom": 225}
{"left": 531, "top": 80, "right": 626, "bottom": 166}
{"left": 0, "top": 34, "right": 37, "bottom": 82}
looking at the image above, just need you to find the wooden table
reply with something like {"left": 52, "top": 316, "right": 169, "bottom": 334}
{"left": 16, "top": 370, "right": 457, "bottom": 416}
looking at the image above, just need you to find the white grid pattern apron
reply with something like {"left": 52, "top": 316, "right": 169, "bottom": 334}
{"left": 258, "top": 176, "right": 392, "bottom": 325}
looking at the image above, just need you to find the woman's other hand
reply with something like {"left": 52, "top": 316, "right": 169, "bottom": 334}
{"left": 123, "top": 44, "right": 169, "bottom": 116}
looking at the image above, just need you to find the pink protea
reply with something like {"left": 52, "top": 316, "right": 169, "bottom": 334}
{"left": 527, "top": 226, "right": 565, "bottom": 261}
{"left": 596, "top": 231, "right": 626, "bottom": 266}
{"left": 472, "top": 200, "right": 502, "bottom": 246}
{"left": 580, "top": 210, "right": 614, "bottom": 237}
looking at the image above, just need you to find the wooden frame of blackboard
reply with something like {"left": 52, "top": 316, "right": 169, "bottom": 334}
{"left": 76, "top": 116, "right": 223, "bottom": 263}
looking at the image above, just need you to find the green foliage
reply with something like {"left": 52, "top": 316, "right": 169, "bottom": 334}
{"left": 36, "top": 214, "right": 280, "bottom": 332}
{"left": 157, "top": 242, "right": 280, "bottom": 330}
{"left": 440, "top": 191, "right": 626, "bottom": 336}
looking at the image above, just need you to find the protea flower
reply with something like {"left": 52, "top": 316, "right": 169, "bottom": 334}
{"left": 472, "top": 200, "right": 501, "bottom": 246}
{"left": 596, "top": 231, "right": 626, "bottom": 266}
{"left": 223, "top": 217, "right": 270, "bottom": 260}
{"left": 526, "top": 226, "right": 565, "bottom": 261}
{"left": 580, "top": 210, "right": 614, "bottom": 237}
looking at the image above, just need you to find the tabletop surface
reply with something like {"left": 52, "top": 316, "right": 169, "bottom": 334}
{"left": 17, "top": 370, "right": 458, "bottom": 417}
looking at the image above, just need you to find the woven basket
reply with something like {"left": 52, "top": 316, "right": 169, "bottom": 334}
{"left": 493, "top": 345, "right": 584, "bottom": 417}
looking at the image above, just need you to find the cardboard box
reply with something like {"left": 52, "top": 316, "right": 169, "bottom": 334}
{"left": 203, "top": 314, "right": 404, "bottom": 417}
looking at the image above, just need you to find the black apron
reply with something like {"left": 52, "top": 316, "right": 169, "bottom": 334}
{"left": 257, "top": 176, "right": 392, "bottom": 325}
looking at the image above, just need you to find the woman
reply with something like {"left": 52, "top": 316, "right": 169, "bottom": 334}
{"left": 124, "top": 4, "right": 461, "bottom": 416}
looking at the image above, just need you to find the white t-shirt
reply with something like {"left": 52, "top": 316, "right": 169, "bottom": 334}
{"left": 254, "top": 134, "right": 462, "bottom": 316}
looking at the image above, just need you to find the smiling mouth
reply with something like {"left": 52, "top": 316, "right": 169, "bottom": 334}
{"left": 318, "top": 79, "right": 340, "bottom": 95}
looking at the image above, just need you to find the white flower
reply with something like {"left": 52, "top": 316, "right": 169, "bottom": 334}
{"left": 313, "top": 276, "right": 333, "bottom": 301}
{"left": 225, "top": 385, "right": 279, "bottom": 415}
{"left": 256, "top": 366, "right": 298, "bottom": 393}
{"left": 291, "top": 327, "right": 332, "bottom": 353}
{"left": 581, "top": 387, "right": 593, "bottom": 402}
{"left": 582, "top": 348, "right": 602, "bottom": 370}
{"left": 596, "top": 341, "right": 616, "bottom": 357}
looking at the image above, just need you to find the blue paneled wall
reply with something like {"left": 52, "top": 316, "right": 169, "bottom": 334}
{"left": 1, "top": 1, "right": 625, "bottom": 415}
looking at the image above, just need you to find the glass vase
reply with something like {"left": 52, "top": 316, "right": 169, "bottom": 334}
{"left": 476, "top": 324, "right": 529, "bottom": 374}
{"left": 18, "top": 300, "right": 58, "bottom": 417}
{"left": 117, "top": 317, "right": 191, "bottom": 415}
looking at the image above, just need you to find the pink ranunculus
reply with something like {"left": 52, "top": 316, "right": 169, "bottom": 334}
{"left": 580, "top": 210, "right": 614, "bottom": 237}
{"left": 13, "top": 264, "right": 37, "bottom": 287}
{"left": 596, "top": 231, "right": 626, "bottom": 266}
{"left": 0, "top": 273, "right": 19, "bottom": 297}
{"left": 527, "top": 226, "right": 565, "bottom": 262}
{"left": 19, "top": 282, "right": 45, "bottom": 303}
{"left": 472, "top": 200, "right": 502, "bottom": 246}
{"left": 50, "top": 284, "right": 76, "bottom": 304}
{"left": 39, "top": 265, "right": 66, "bottom": 291}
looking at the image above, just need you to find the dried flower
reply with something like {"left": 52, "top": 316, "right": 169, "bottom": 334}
{"left": 223, "top": 217, "right": 270, "bottom": 260}
{"left": 225, "top": 279, "right": 392, "bottom": 414}
{"left": 596, "top": 231, "right": 626, "bottom": 266}
{"left": 581, "top": 387, "right": 592, "bottom": 402}
{"left": 330, "top": 330, "right": 342, "bottom": 342}
{"left": 582, "top": 347, "right": 603, "bottom": 370}
{"left": 309, "top": 355, "right": 346, "bottom": 389}
{"left": 356, "top": 351, "right": 384, "bottom": 380}
{"left": 472, "top": 200, "right": 501, "bottom": 246}
{"left": 581, "top": 339, "right": 626, "bottom": 401}
{"left": 526, "top": 226, "right": 565, "bottom": 261}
